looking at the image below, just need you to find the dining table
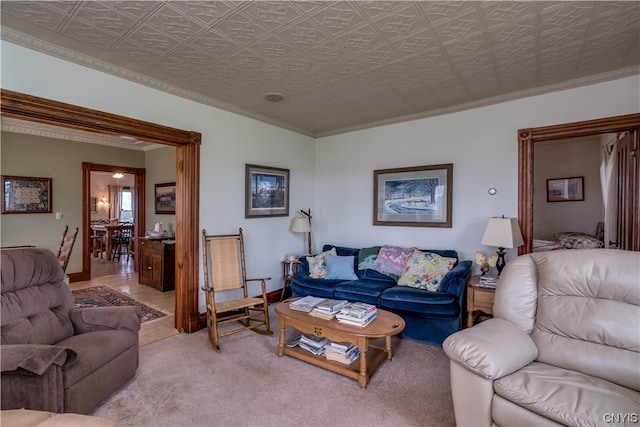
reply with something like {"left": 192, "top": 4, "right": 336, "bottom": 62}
{"left": 90, "top": 224, "right": 134, "bottom": 261}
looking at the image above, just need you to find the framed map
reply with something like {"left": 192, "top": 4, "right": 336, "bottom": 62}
{"left": 2, "top": 175, "right": 52, "bottom": 214}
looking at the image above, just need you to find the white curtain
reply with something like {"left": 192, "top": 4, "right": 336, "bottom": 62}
{"left": 600, "top": 134, "right": 619, "bottom": 247}
{"left": 108, "top": 184, "right": 121, "bottom": 221}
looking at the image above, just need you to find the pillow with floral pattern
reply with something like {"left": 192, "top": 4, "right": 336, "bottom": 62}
{"left": 397, "top": 250, "right": 456, "bottom": 291}
{"left": 376, "top": 245, "right": 416, "bottom": 279}
{"left": 306, "top": 247, "right": 337, "bottom": 278}
{"left": 554, "top": 232, "right": 604, "bottom": 249}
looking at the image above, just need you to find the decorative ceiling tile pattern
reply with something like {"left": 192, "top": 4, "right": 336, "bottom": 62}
{"left": 1, "top": 1, "right": 639, "bottom": 137}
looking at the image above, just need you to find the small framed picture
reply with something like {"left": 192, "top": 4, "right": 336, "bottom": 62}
{"left": 546, "top": 177, "right": 584, "bottom": 202}
{"left": 245, "top": 164, "right": 289, "bottom": 218}
{"left": 155, "top": 182, "right": 176, "bottom": 214}
{"left": 1, "top": 175, "right": 52, "bottom": 214}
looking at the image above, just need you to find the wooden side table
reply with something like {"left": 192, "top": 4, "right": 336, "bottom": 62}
{"left": 466, "top": 275, "right": 496, "bottom": 327}
{"left": 280, "top": 259, "right": 300, "bottom": 301}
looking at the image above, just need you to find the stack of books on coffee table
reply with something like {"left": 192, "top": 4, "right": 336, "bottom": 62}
{"left": 336, "top": 302, "right": 378, "bottom": 327}
{"left": 309, "top": 298, "right": 349, "bottom": 320}
{"left": 289, "top": 295, "right": 326, "bottom": 312}
{"left": 324, "top": 341, "right": 360, "bottom": 365}
{"left": 297, "top": 333, "right": 328, "bottom": 356}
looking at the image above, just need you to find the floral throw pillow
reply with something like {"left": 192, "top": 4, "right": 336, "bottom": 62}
{"left": 306, "top": 247, "right": 337, "bottom": 279}
{"left": 397, "top": 250, "right": 456, "bottom": 291}
{"left": 554, "top": 232, "right": 604, "bottom": 249}
{"left": 376, "top": 245, "right": 416, "bottom": 279}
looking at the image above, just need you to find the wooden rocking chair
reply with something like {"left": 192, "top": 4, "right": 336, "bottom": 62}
{"left": 201, "top": 228, "right": 272, "bottom": 351}
{"left": 56, "top": 225, "right": 78, "bottom": 273}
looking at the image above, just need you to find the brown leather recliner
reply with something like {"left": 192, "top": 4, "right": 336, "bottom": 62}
{"left": 1, "top": 247, "right": 141, "bottom": 414}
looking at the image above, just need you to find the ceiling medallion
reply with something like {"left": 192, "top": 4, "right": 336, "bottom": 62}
{"left": 263, "top": 93, "right": 286, "bottom": 104}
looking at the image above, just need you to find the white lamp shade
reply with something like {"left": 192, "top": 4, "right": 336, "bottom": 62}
{"left": 290, "top": 217, "right": 310, "bottom": 233}
{"left": 481, "top": 217, "right": 524, "bottom": 249}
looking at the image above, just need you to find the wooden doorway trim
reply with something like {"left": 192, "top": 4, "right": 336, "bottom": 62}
{"left": 1, "top": 89, "right": 202, "bottom": 333}
{"left": 518, "top": 113, "right": 640, "bottom": 255}
{"left": 81, "top": 163, "right": 146, "bottom": 281}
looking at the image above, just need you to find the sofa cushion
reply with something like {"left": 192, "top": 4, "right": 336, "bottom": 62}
{"left": 290, "top": 275, "right": 343, "bottom": 299}
{"left": 306, "top": 247, "right": 336, "bottom": 278}
{"left": 56, "top": 329, "right": 138, "bottom": 387}
{"left": 494, "top": 362, "right": 640, "bottom": 427}
{"left": 333, "top": 279, "right": 396, "bottom": 306}
{"left": 1, "top": 249, "right": 75, "bottom": 345}
{"left": 376, "top": 245, "right": 416, "bottom": 279}
{"left": 397, "top": 250, "right": 456, "bottom": 291}
{"left": 324, "top": 255, "right": 358, "bottom": 281}
{"left": 380, "top": 286, "right": 459, "bottom": 317}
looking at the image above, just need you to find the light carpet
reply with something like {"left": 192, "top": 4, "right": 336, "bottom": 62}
{"left": 92, "top": 307, "right": 456, "bottom": 427}
{"left": 72, "top": 285, "right": 168, "bottom": 323}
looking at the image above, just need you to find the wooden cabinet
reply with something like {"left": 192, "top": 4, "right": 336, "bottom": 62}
{"left": 138, "top": 238, "right": 175, "bottom": 292}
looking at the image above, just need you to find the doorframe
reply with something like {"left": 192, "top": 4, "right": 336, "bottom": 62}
{"left": 1, "top": 89, "right": 202, "bottom": 333}
{"left": 518, "top": 113, "right": 640, "bottom": 254}
{"left": 83, "top": 164, "right": 146, "bottom": 278}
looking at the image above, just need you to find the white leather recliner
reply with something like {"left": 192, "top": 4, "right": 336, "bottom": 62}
{"left": 443, "top": 249, "right": 639, "bottom": 427}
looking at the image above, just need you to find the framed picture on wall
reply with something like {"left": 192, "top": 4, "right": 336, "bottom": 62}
{"left": 546, "top": 176, "right": 584, "bottom": 202}
{"left": 245, "top": 164, "right": 289, "bottom": 218}
{"left": 155, "top": 182, "right": 176, "bottom": 214}
{"left": 1, "top": 175, "right": 53, "bottom": 214}
{"left": 373, "top": 164, "right": 453, "bottom": 227}
{"left": 90, "top": 197, "right": 97, "bottom": 213}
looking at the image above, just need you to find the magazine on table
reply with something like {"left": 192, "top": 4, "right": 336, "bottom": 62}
{"left": 289, "top": 295, "right": 326, "bottom": 312}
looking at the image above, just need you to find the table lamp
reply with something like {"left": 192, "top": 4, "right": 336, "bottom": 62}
{"left": 290, "top": 209, "right": 312, "bottom": 255}
{"left": 481, "top": 216, "right": 524, "bottom": 275}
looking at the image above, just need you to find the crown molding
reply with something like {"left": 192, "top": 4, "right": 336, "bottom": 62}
{"left": 1, "top": 117, "right": 162, "bottom": 151}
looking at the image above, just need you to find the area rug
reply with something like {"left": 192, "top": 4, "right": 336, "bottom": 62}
{"left": 72, "top": 285, "right": 167, "bottom": 324}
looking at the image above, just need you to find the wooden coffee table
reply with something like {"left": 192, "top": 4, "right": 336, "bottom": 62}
{"left": 275, "top": 299, "right": 405, "bottom": 388}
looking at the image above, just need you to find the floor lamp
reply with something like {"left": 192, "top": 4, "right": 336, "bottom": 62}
{"left": 290, "top": 209, "right": 312, "bottom": 255}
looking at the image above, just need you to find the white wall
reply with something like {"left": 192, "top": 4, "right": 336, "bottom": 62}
{"left": 316, "top": 75, "right": 640, "bottom": 272}
{"left": 1, "top": 41, "right": 316, "bottom": 310}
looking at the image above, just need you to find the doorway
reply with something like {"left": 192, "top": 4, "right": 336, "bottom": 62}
{"left": 1, "top": 89, "right": 201, "bottom": 333}
{"left": 518, "top": 113, "right": 640, "bottom": 254}
{"left": 86, "top": 168, "right": 143, "bottom": 279}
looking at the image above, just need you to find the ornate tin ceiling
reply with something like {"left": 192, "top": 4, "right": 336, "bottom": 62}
{"left": 2, "top": 1, "right": 639, "bottom": 138}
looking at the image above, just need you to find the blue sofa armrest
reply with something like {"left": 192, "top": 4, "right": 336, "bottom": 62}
{"left": 438, "top": 260, "right": 472, "bottom": 298}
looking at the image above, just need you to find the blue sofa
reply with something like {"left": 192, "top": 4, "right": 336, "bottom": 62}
{"left": 290, "top": 245, "right": 472, "bottom": 346}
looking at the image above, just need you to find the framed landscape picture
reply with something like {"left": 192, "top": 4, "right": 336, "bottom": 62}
{"left": 1, "top": 175, "right": 52, "bottom": 214}
{"left": 245, "top": 164, "right": 289, "bottom": 218}
{"left": 547, "top": 176, "right": 584, "bottom": 202}
{"left": 155, "top": 182, "right": 176, "bottom": 214}
{"left": 373, "top": 164, "right": 453, "bottom": 227}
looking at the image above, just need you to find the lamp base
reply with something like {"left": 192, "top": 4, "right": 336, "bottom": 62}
{"left": 496, "top": 248, "right": 506, "bottom": 275}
